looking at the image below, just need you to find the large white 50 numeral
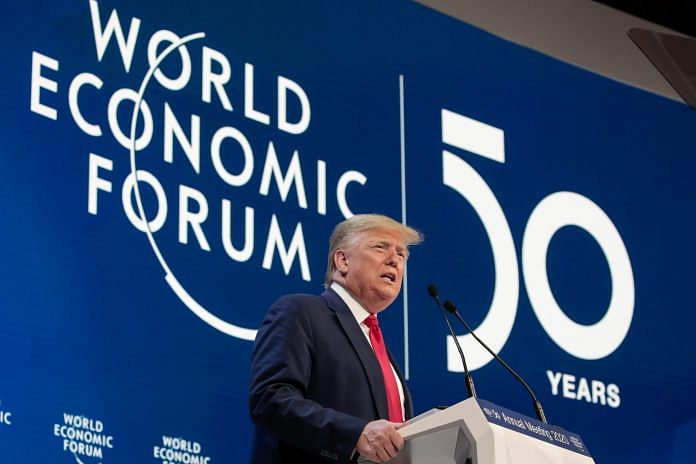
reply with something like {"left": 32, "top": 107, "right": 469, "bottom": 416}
{"left": 442, "top": 109, "right": 634, "bottom": 370}
{"left": 442, "top": 150, "right": 519, "bottom": 371}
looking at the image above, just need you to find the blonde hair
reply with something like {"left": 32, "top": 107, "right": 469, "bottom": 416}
{"left": 324, "top": 214, "right": 423, "bottom": 287}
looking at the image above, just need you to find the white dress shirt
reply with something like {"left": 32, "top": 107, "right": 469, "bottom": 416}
{"left": 331, "top": 282, "right": 406, "bottom": 421}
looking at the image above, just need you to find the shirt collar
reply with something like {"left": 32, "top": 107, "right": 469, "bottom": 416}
{"left": 330, "top": 282, "right": 372, "bottom": 325}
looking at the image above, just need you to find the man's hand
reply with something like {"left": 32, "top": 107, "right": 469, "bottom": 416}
{"left": 355, "top": 419, "right": 405, "bottom": 462}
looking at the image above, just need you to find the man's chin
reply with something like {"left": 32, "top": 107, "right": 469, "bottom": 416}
{"left": 377, "top": 289, "right": 401, "bottom": 307}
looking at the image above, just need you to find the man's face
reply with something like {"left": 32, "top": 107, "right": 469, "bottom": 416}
{"left": 335, "top": 228, "right": 408, "bottom": 313}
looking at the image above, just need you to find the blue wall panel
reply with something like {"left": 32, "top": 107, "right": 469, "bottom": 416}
{"left": 0, "top": 1, "right": 694, "bottom": 462}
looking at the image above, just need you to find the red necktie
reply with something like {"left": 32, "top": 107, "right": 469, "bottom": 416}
{"left": 364, "top": 315, "right": 403, "bottom": 422}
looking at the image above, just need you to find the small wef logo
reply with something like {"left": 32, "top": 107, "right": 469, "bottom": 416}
{"left": 153, "top": 435, "right": 211, "bottom": 464}
{"left": 53, "top": 413, "right": 114, "bottom": 464}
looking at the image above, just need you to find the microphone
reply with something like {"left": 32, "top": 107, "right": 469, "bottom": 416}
{"left": 443, "top": 300, "right": 548, "bottom": 423}
{"left": 427, "top": 284, "right": 477, "bottom": 399}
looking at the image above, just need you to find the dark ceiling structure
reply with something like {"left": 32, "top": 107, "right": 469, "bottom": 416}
{"left": 594, "top": 0, "right": 696, "bottom": 38}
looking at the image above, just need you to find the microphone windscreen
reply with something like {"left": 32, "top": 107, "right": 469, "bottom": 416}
{"left": 443, "top": 300, "right": 458, "bottom": 314}
{"left": 427, "top": 284, "right": 439, "bottom": 298}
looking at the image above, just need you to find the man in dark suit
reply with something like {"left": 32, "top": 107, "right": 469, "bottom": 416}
{"left": 249, "top": 214, "right": 422, "bottom": 463}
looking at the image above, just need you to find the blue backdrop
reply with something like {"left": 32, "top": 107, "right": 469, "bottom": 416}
{"left": 1, "top": 1, "right": 694, "bottom": 463}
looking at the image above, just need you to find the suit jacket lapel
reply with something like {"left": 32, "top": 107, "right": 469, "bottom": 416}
{"left": 322, "top": 288, "right": 389, "bottom": 420}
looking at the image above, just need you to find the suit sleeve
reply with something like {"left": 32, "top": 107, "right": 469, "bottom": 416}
{"left": 249, "top": 295, "right": 368, "bottom": 461}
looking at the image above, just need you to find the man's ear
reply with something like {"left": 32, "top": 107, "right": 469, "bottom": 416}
{"left": 334, "top": 250, "right": 348, "bottom": 273}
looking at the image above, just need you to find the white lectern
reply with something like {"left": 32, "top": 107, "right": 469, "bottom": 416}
{"left": 361, "top": 398, "right": 594, "bottom": 464}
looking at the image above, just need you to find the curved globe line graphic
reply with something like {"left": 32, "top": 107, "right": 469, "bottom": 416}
{"left": 71, "top": 452, "right": 94, "bottom": 464}
{"left": 128, "top": 32, "right": 257, "bottom": 341}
